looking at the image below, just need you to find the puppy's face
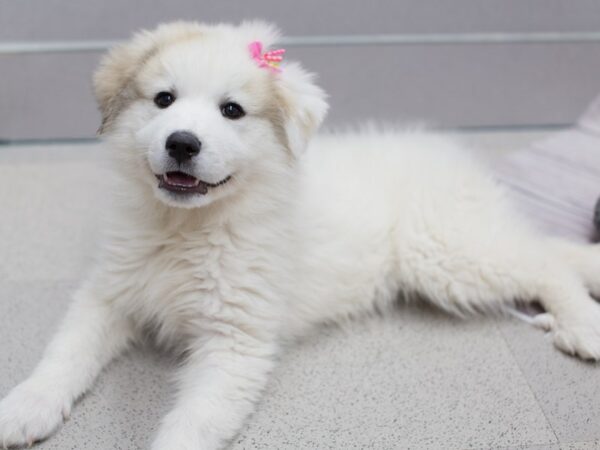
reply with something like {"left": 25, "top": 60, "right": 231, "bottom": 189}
{"left": 94, "top": 22, "right": 327, "bottom": 209}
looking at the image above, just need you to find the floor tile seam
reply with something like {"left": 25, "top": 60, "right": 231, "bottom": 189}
{"left": 492, "top": 318, "right": 561, "bottom": 446}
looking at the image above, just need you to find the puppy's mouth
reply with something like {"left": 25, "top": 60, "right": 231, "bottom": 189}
{"left": 156, "top": 171, "right": 231, "bottom": 195}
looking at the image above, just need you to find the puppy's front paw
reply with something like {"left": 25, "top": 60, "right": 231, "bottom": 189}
{"left": 0, "top": 380, "right": 70, "bottom": 448}
{"left": 152, "top": 410, "right": 220, "bottom": 450}
{"left": 552, "top": 306, "right": 600, "bottom": 360}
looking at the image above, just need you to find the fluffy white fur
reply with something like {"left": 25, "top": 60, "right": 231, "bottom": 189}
{"left": 2, "top": 21, "right": 600, "bottom": 450}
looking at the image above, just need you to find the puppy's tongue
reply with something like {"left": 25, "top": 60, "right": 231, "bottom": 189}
{"left": 159, "top": 171, "right": 209, "bottom": 194}
{"left": 165, "top": 171, "right": 199, "bottom": 187}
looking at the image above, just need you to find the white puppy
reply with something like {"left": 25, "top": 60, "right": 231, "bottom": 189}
{"left": 1, "top": 21, "right": 600, "bottom": 450}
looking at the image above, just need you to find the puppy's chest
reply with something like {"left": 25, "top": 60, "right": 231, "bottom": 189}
{"left": 118, "top": 232, "right": 277, "bottom": 340}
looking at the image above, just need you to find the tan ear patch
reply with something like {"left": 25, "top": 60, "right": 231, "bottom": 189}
{"left": 262, "top": 88, "right": 291, "bottom": 153}
{"left": 94, "top": 45, "right": 157, "bottom": 134}
{"left": 93, "top": 22, "right": 205, "bottom": 134}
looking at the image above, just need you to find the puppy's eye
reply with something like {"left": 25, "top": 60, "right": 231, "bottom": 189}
{"left": 154, "top": 91, "right": 176, "bottom": 109}
{"left": 220, "top": 102, "right": 245, "bottom": 120}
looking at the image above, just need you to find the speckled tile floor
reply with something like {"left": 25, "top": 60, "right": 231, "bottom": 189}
{"left": 1, "top": 130, "right": 599, "bottom": 450}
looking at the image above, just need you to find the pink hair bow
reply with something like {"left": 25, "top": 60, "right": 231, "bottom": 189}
{"left": 249, "top": 41, "right": 285, "bottom": 73}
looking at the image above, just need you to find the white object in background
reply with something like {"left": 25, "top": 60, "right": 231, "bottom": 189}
{"left": 496, "top": 96, "right": 600, "bottom": 242}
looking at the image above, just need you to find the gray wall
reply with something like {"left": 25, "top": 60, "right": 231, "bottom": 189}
{"left": 2, "top": 0, "right": 600, "bottom": 140}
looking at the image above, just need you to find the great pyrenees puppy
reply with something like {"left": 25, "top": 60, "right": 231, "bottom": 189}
{"left": 2, "top": 21, "right": 600, "bottom": 450}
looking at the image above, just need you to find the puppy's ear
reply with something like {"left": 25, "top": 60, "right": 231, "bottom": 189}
{"left": 240, "top": 21, "right": 327, "bottom": 154}
{"left": 276, "top": 63, "right": 329, "bottom": 156}
{"left": 93, "top": 33, "right": 154, "bottom": 134}
{"left": 93, "top": 22, "right": 203, "bottom": 134}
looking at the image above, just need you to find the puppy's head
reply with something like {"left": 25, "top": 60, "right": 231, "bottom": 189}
{"left": 94, "top": 21, "right": 328, "bottom": 209}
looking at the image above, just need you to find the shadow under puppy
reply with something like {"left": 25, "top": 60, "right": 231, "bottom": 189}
{"left": 2, "top": 21, "right": 600, "bottom": 450}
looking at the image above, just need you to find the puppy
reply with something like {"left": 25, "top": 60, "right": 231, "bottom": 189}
{"left": 2, "top": 21, "right": 600, "bottom": 450}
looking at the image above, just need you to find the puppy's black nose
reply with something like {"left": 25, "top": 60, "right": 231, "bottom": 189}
{"left": 166, "top": 131, "right": 201, "bottom": 164}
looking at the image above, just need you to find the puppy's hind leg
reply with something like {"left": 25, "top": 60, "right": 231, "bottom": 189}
{"left": 396, "top": 226, "right": 600, "bottom": 360}
{"left": 549, "top": 240, "right": 600, "bottom": 298}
